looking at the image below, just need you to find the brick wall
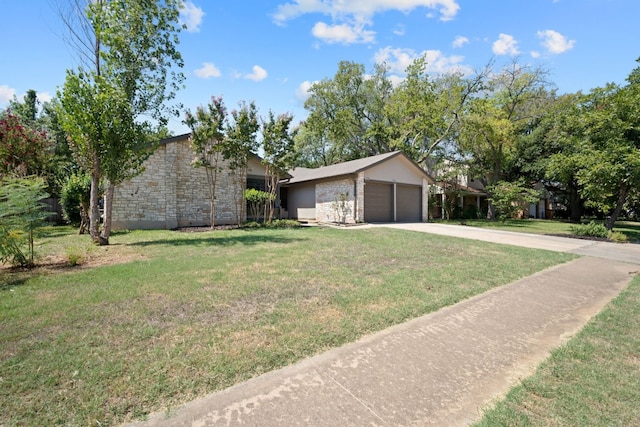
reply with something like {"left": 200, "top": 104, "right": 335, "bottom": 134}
{"left": 315, "top": 178, "right": 356, "bottom": 224}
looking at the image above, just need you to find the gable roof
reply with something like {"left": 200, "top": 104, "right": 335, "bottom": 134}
{"left": 285, "top": 151, "right": 433, "bottom": 185}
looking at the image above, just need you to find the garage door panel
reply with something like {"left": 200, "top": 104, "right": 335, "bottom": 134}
{"left": 396, "top": 185, "right": 422, "bottom": 222}
{"left": 365, "top": 183, "right": 393, "bottom": 222}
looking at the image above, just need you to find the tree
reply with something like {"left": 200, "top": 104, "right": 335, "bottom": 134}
{"left": 458, "top": 60, "right": 553, "bottom": 219}
{"left": 57, "top": 0, "right": 185, "bottom": 245}
{"left": 184, "top": 97, "right": 227, "bottom": 229}
{"left": 487, "top": 179, "right": 540, "bottom": 221}
{"left": 302, "top": 61, "right": 393, "bottom": 163}
{"left": 262, "top": 111, "right": 296, "bottom": 223}
{"left": 386, "top": 56, "right": 488, "bottom": 166}
{"left": 565, "top": 78, "right": 640, "bottom": 230}
{"left": 224, "top": 101, "right": 260, "bottom": 225}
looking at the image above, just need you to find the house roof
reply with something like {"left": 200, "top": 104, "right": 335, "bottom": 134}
{"left": 285, "top": 151, "right": 433, "bottom": 185}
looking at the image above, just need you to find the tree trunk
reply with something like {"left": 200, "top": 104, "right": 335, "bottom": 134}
{"left": 606, "top": 184, "right": 628, "bottom": 231}
{"left": 98, "top": 182, "right": 115, "bottom": 245}
{"left": 89, "top": 156, "right": 102, "bottom": 243}
{"left": 569, "top": 184, "right": 583, "bottom": 223}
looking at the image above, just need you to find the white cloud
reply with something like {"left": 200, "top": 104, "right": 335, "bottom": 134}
{"left": 274, "top": 0, "right": 459, "bottom": 45}
{"left": 393, "top": 24, "right": 406, "bottom": 36}
{"left": 0, "top": 85, "right": 16, "bottom": 104}
{"left": 492, "top": 33, "right": 520, "bottom": 55}
{"left": 180, "top": 1, "right": 205, "bottom": 33}
{"left": 452, "top": 35, "right": 469, "bottom": 48}
{"left": 530, "top": 50, "right": 541, "bottom": 58}
{"left": 312, "top": 21, "right": 375, "bottom": 44}
{"left": 537, "top": 29, "right": 575, "bottom": 54}
{"left": 194, "top": 62, "right": 221, "bottom": 79}
{"left": 296, "top": 80, "right": 317, "bottom": 101}
{"left": 274, "top": 0, "right": 461, "bottom": 23}
{"left": 244, "top": 65, "right": 268, "bottom": 82}
{"left": 374, "top": 46, "right": 472, "bottom": 75}
{"left": 37, "top": 92, "right": 52, "bottom": 104}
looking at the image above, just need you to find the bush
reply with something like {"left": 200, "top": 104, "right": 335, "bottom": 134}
{"left": 607, "top": 231, "right": 628, "bottom": 243}
{"left": 569, "top": 221, "right": 608, "bottom": 238}
{"left": 60, "top": 172, "right": 91, "bottom": 226}
{"left": 243, "top": 219, "right": 300, "bottom": 229}
{"left": 244, "top": 188, "right": 274, "bottom": 220}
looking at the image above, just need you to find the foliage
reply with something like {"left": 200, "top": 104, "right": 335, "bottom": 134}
{"left": 244, "top": 188, "right": 274, "bottom": 220}
{"left": 184, "top": 96, "right": 227, "bottom": 229}
{"left": 243, "top": 219, "right": 300, "bottom": 229}
{"left": 0, "top": 176, "right": 50, "bottom": 266}
{"left": 459, "top": 61, "right": 553, "bottom": 219}
{"left": 0, "top": 111, "right": 51, "bottom": 178}
{"left": 60, "top": 172, "right": 91, "bottom": 232}
{"left": 607, "top": 230, "right": 628, "bottom": 242}
{"left": 261, "top": 111, "right": 296, "bottom": 222}
{"left": 569, "top": 220, "right": 608, "bottom": 238}
{"left": 487, "top": 180, "right": 540, "bottom": 221}
{"left": 225, "top": 101, "right": 260, "bottom": 224}
{"left": 57, "top": 0, "right": 185, "bottom": 245}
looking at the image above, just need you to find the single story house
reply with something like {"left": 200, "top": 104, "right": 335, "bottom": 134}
{"left": 111, "top": 133, "right": 272, "bottom": 229}
{"left": 282, "top": 151, "right": 435, "bottom": 224}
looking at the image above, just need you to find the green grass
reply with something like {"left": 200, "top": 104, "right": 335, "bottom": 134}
{"left": 436, "top": 218, "right": 640, "bottom": 242}
{"left": 1, "top": 226, "right": 575, "bottom": 426}
{"left": 474, "top": 274, "right": 640, "bottom": 427}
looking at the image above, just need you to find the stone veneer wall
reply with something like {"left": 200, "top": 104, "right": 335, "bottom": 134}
{"left": 112, "top": 139, "right": 244, "bottom": 229}
{"left": 422, "top": 177, "right": 430, "bottom": 222}
{"left": 315, "top": 178, "right": 356, "bottom": 224}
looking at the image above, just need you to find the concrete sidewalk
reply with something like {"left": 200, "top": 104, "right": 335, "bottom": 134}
{"left": 126, "top": 226, "right": 639, "bottom": 426}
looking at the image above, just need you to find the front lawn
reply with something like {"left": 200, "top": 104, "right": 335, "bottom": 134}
{"left": 1, "top": 226, "right": 574, "bottom": 426}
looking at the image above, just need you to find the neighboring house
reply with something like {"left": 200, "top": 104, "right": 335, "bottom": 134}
{"left": 282, "top": 151, "right": 434, "bottom": 224}
{"left": 111, "top": 133, "right": 272, "bottom": 230}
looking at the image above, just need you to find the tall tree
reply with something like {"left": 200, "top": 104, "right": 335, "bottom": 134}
{"left": 458, "top": 60, "right": 553, "bottom": 219}
{"left": 302, "top": 61, "right": 393, "bottom": 163}
{"left": 58, "top": 0, "right": 185, "bottom": 244}
{"left": 386, "top": 56, "right": 488, "bottom": 166}
{"left": 557, "top": 76, "right": 640, "bottom": 230}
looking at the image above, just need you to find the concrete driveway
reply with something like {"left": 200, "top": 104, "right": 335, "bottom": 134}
{"left": 371, "top": 222, "right": 640, "bottom": 265}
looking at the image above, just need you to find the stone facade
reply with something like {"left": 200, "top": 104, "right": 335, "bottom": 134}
{"left": 315, "top": 178, "right": 357, "bottom": 224}
{"left": 112, "top": 136, "right": 258, "bottom": 230}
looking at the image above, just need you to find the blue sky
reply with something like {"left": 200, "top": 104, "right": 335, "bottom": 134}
{"left": 1, "top": 0, "right": 639, "bottom": 135}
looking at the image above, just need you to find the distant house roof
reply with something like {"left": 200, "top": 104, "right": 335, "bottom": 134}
{"left": 285, "top": 151, "right": 433, "bottom": 185}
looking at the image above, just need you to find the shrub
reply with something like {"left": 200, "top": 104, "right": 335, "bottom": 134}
{"left": 569, "top": 221, "right": 608, "bottom": 238}
{"left": 607, "top": 231, "right": 628, "bottom": 243}
{"left": 60, "top": 172, "right": 91, "bottom": 228}
{"left": 244, "top": 188, "right": 274, "bottom": 220}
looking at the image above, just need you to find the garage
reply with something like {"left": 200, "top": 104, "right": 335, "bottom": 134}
{"left": 364, "top": 182, "right": 393, "bottom": 222}
{"left": 396, "top": 184, "right": 422, "bottom": 222}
